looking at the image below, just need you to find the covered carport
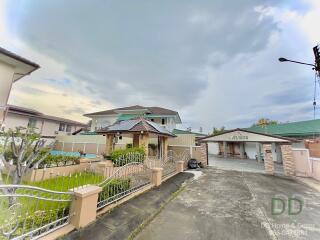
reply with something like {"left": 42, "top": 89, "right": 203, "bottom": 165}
{"left": 199, "top": 129, "right": 296, "bottom": 176}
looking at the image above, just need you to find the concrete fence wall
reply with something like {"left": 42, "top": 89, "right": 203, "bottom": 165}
{"left": 168, "top": 134, "right": 196, "bottom": 146}
{"left": 24, "top": 162, "right": 91, "bottom": 182}
{"left": 54, "top": 134, "right": 198, "bottom": 155}
{"left": 292, "top": 148, "right": 320, "bottom": 181}
{"left": 168, "top": 143, "right": 207, "bottom": 167}
{"left": 305, "top": 140, "right": 320, "bottom": 158}
{"left": 310, "top": 158, "right": 320, "bottom": 181}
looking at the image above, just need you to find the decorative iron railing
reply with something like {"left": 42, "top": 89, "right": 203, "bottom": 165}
{"left": 161, "top": 150, "right": 191, "bottom": 179}
{"left": 97, "top": 162, "right": 151, "bottom": 210}
{"left": 0, "top": 184, "right": 74, "bottom": 240}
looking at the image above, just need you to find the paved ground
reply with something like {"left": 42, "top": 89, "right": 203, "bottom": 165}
{"left": 209, "top": 155, "right": 284, "bottom": 174}
{"left": 62, "top": 172, "right": 194, "bottom": 240}
{"left": 136, "top": 168, "right": 320, "bottom": 240}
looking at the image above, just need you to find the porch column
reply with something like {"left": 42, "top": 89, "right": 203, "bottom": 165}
{"left": 262, "top": 144, "right": 274, "bottom": 174}
{"left": 139, "top": 133, "right": 149, "bottom": 156}
{"left": 133, "top": 134, "right": 139, "bottom": 148}
{"left": 105, "top": 134, "right": 114, "bottom": 156}
{"left": 223, "top": 141, "right": 227, "bottom": 158}
{"left": 280, "top": 144, "right": 295, "bottom": 176}
{"left": 256, "top": 143, "right": 262, "bottom": 162}
{"left": 163, "top": 136, "right": 168, "bottom": 159}
{"left": 271, "top": 143, "right": 278, "bottom": 162}
{"left": 239, "top": 143, "right": 245, "bottom": 159}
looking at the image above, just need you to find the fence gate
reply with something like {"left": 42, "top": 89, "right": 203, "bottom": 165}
{"left": 97, "top": 162, "right": 151, "bottom": 210}
{"left": 0, "top": 185, "right": 74, "bottom": 240}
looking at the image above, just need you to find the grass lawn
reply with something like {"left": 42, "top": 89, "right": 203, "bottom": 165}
{"left": 0, "top": 170, "right": 132, "bottom": 239}
{"left": 0, "top": 171, "right": 105, "bottom": 239}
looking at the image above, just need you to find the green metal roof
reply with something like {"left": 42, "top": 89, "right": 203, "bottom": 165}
{"left": 246, "top": 119, "right": 320, "bottom": 138}
{"left": 80, "top": 131, "right": 98, "bottom": 135}
{"left": 117, "top": 114, "right": 179, "bottom": 121}
{"left": 172, "top": 129, "right": 207, "bottom": 137}
{"left": 117, "top": 114, "right": 139, "bottom": 121}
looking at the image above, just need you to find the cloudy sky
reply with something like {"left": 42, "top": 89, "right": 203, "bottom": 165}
{"left": 1, "top": 0, "right": 319, "bottom": 133}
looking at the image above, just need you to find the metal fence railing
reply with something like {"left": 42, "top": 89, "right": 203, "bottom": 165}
{"left": 97, "top": 162, "right": 151, "bottom": 210}
{"left": 0, "top": 149, "right": 192, "bottom": 239}
{"left": 161, "top": 150, "right": 191, "bottom": 179}
{"left": 0, "top": 185, "right": 74, "bottom": 240}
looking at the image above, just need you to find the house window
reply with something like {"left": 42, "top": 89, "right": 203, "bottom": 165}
{"left": 59, "top": 123, "right": 66, "bottom": 131}
{"left": 28, "top": 118, "right": 37, "bottom": 128}
{"left": 66, "top": 125, "right": 72, "bottom": 132}
{"left": 162, "top": 118, "right": 166, "bottom": 125}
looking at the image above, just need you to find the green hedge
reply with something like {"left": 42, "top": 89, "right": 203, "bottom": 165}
{"left": 3, "top": 148, "right": 81, "bottom": 169}
{"left": 38, "top": 154, "right": 80, "bottom": 168}
{"left": 101, "top": 178, "right": 131, "bottom": 198}
{"left": 108, "top": 147, "right": 145, "bottom": 166}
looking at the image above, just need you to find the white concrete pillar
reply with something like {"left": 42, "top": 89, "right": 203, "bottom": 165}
{"left": 256, "top": 143, "right": 262, "bottom": 162}
{"left": 239, "top": 143, "right": 245, "bottom": 159}
{"left": 223, "top": 141, "right": 227, "bottom": 158}
{"left": 271, "top": 143, "right": 278, "bottom": 162}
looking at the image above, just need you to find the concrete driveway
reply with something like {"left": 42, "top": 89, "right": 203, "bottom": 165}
{"left": 135, "top": 168, "right": 320, "bottom": 240}
{"left": 209, "top": 155, "right": 284, "bottom": 174}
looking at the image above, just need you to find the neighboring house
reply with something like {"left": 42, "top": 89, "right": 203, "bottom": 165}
{"left": 247, "top": 119, "right": 320, "bottom": 140}
{"left": 0, "top": 47, "right": 39, "bottom": 128}
{"left": 84, "top": 105, "right": 181, "bottom": 132}
{"left": 207, "top": 119, "right": 320, "bottom": 160}
{"left": 4, "top": 105, "right": 87, "bottom": 138}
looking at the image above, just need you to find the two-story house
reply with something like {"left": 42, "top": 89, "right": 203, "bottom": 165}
{"left": 84, "top": 105, "right": 181, "bottom": 132}
{"left": 4, "top": 105, "right": 87, "bottom": 138}
{"left": 0, "top": 46, "right": 40, "bottom": 129}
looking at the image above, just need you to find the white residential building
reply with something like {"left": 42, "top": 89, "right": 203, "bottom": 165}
{"left": 4, "top": 105, "right": 87, "bottom": 139}
{"left": 0, "top": 47, "right": 39, "bottom": 128}
{"left": 84, "top": 105, "right": 182, "bottom": 132}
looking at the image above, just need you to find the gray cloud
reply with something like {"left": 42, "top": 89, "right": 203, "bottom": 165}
{"left": 7, "top": 1, "right": 278, "bottom": 105}
{"left": 5, "top": 0, "right": 316, "bottom": 131}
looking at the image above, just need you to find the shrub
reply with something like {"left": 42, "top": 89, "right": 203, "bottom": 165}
{"left": 101, "top": 178, "right": 131, "bottom": 199}
{"left": 110, "top": 147, "right": 145, "bottom": 166}
{"left": 38, "top": 154, "right": 81, "bottom": 168}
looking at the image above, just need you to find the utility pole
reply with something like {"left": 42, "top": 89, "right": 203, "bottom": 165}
{"left": 279, "top": 45, "right": 320, "bottom": 119}
{"left": 313, "top": 45, "right": 320, "bottom": 75}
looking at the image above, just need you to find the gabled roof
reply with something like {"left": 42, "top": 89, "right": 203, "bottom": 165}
{"left": 84, "top": 105, "right": 181, "bottom": 122}
{"left": 7, "top": 105, "right": 87, "bottom": 126}
{"left": 199, "top": 128, "right": 296, "bottom": 143}
{"left": 247, "top": 119, "right": 320, "bottom": 138}
{"left": 96, "top": 118, "right": 176, "bottom": 137}
{"left": 0, "top": 47, "right": 40, "bottom": 81}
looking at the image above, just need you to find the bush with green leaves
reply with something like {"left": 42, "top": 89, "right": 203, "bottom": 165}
{"left": 2, "top": 147, "right": 81, "bottom": 169}
{"left": 38, "top": 154, "right": 81, "bottom": 168}
{"left": 100, "top": 178, "right": 131, "bottom": 199}
{"left": 110, "top": 147, "right": 145, "bottom": 166}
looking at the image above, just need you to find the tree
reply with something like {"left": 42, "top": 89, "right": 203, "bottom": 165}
{"left": 0, "top": 127, "right": 51, "bottom": 185}
{"left": 212, "top": 126, "right": 225, "bottom": 135}
{"left": 252, "top": 118, "right": 278, "bottom": 128}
